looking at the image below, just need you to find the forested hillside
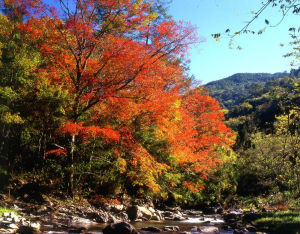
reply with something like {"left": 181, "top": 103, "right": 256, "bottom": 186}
{"left": 205, "top": 72, "right": 288, "bottom": 109}
{"left": 207, "top": 72, "right": 300, "bottom": 208}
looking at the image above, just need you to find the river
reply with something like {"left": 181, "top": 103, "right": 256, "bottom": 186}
{"left": 40, "top": 215, "right": 242, "bottom": 233}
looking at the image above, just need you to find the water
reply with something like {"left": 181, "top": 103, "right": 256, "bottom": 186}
{"left": 41, "top": 215, "right": 231, "bottom": 233}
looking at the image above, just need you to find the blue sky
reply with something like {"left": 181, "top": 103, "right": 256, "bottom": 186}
{"left": 168, "top": 0, "right": 298, "bottom": 84}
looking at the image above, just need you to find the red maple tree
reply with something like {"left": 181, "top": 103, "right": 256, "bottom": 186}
{"left": 9, "top": 0, "right": 234, "bottom": 196}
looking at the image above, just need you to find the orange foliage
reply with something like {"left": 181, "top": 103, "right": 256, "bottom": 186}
{"left": 59, "top": 121, "right": 120, "bottom": 142}
{"left": 182, "top": 181, "right": 205, "bottom": 193}
{"left": 45, "top": 148, "right": 67, "bottom": 157}
{"left": 14, "top": 0, "right": 234, "bottom": 193}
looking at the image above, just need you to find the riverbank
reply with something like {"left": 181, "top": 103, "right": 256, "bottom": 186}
{"left": 0, "top": 192, "right": 284, "bottom": 233}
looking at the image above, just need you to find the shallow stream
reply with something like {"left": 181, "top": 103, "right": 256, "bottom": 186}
{"left": 40, "top": 215, "right": 239, "bottom": 234}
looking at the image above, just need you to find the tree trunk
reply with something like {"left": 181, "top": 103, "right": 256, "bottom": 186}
{"left": 68, "top": 134, "right": 75, "bottom": 198}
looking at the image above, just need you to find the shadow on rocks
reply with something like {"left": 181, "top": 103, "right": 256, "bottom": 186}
{"left": 103, "top": 222, "right": 139, "bottom": 234}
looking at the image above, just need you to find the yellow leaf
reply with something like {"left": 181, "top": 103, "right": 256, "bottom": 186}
{"left": 216, "top": 37, "right": 220, "bottom": 42}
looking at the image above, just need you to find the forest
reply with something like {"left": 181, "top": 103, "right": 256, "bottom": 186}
{"left": 0, "top": 1, "right": 299, "bottom": 233}
{"left": 0, "top": 0, "right": 235, "bottom": 204}
{"left": 206, "top": 69, "right": 300, "bottom": 208}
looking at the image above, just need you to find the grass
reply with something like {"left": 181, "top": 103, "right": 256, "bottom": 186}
{"left": 252, "top": 210, "right": 300, "bottom": 234}
{"left": 0, "top": 206, "right": 17, "bottom": 216}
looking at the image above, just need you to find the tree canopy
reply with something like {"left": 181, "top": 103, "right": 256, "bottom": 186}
{"left": 0, "top": 0, "right": 235, "bottom": 201}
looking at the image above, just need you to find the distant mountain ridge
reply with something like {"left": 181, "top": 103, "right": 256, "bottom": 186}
{"left": 205, "top": 72, "right": 290, "bottom": 109}
{"left": 206, "top": 72, "right": 287, "bottom": 89}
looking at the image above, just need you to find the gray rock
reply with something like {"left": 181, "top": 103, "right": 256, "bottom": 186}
{"left": 173, "top": 214, "right": 186, "bottom": 221}
{"left": 12, "top": 216, "right": 20, "bottom": 223}
{"left": 198, "top": 226, "right": 219, "bottom": 233}
{"left": 0, "top": 228, "right": 11, "bottom": 233}
{"left": 103, "top": 222, "right": 139, "bottom": 234}
{"left": 8, "top": 223, "right": 18, "bottom": 229}
{"left": 163, "top": 226, "right": 180, "bottom": 232}
{"left": 148, "top": 207, "right": 156, "bottom": 213}
{"left": 227, "top": 209, "right": 243, "bottom": 215}
{"left": 107, "top": 215, "right": 118, "bottom": 223}
{"left": 162, "top": 211, "right": 174, "bottom": 218}
{"left": 116, "top": 212, "right": 129, "bottom": 222}
{"left": 43, "top": 224, "right": 54, "bottom": 228}
{"left": 3, "top": 212, "right": 10, "bottom": 218}
{"left": 151, "top": 213, "right": 161, "bottom": 221}
{"left": 72, "top": 216, "right": 97, "bottom": 224}
{"left": 189, "top": 226, "right": 198, "bottom": 232}
{"left": 186, "top": 210, "right": 202, "bottom": 216}
{"left": 110, "top": 204, "right": 124, "bottom": 212}
{"left": 86, "top": 211, "right": 109, "bottom": 223}
{"left": 1, "top": 221, "right": 12, "bottom": 228}
{"left": 30, "top": 222, "right": 41, "bottom": 230}
{"left": 126, "top": 205, "right": 152, "bottom": 221}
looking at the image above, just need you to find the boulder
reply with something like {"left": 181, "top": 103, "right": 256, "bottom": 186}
{"left": 3, "top": 212, "right": 10, "bottom": 218}
{"left": 227, "top": 209, "right": 243, "bottom": 215}
{"left": 107, "top": 214, "right": 118, "bottom": 223}
{"left": 115, "top": 212, "right": 129, "bottom": 222}
{"left": 198, "top": 226, "right": 219, "bottom": 233}
{"left": 10, "top": 212, "right": 20, "bottom": 223}
{"left": 72, "top": 216, "right": 97, "bottom": 224}
{"left": 162, "top": 211, "right": 174, "bottom": 220}
{"left": 173, "top": 214, "right": 186, "bottom": 221}
{"left": 0, "top": 228, "right": 11, "bottom": 233}
{"left": 163, "top": 226, "right": 180, "bottom": 232}
{"left": 186, "top": 210, "right": 203, "bottom": 216}
{"left": 127, "top": 206, "right": 139, "bottom": 220}
{"left": 151, "top": 212, "right": 162, "bottom": 221}
{"left": 148, "top": 207, "right": 156, "bottom": 213}
{"left": 30, "top": 222, "right": 41, "bottom": 230}
{"left": 138, "top": 206, "right": 152, "bottom": 220}
{"left": 189, "top": 226, "right": 198, "bottom": 232}
{"left": 126, "top": 205, "right": 152, "bottom": 221}
{"left": 102, "top": 222, "right": 139, "bottom": 234}
{"left": 162, "top": 210, "right": 185, "bottom": 221}
{"left": 86, "top": 211, "right": 109, "bottom": 223}
{"left": 8, "top": 223, "right": 18, "bottom": 229}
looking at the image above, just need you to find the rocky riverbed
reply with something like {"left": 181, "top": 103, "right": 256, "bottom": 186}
{"left": 0, "top": 195, "right": 264, "bottom": 233}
